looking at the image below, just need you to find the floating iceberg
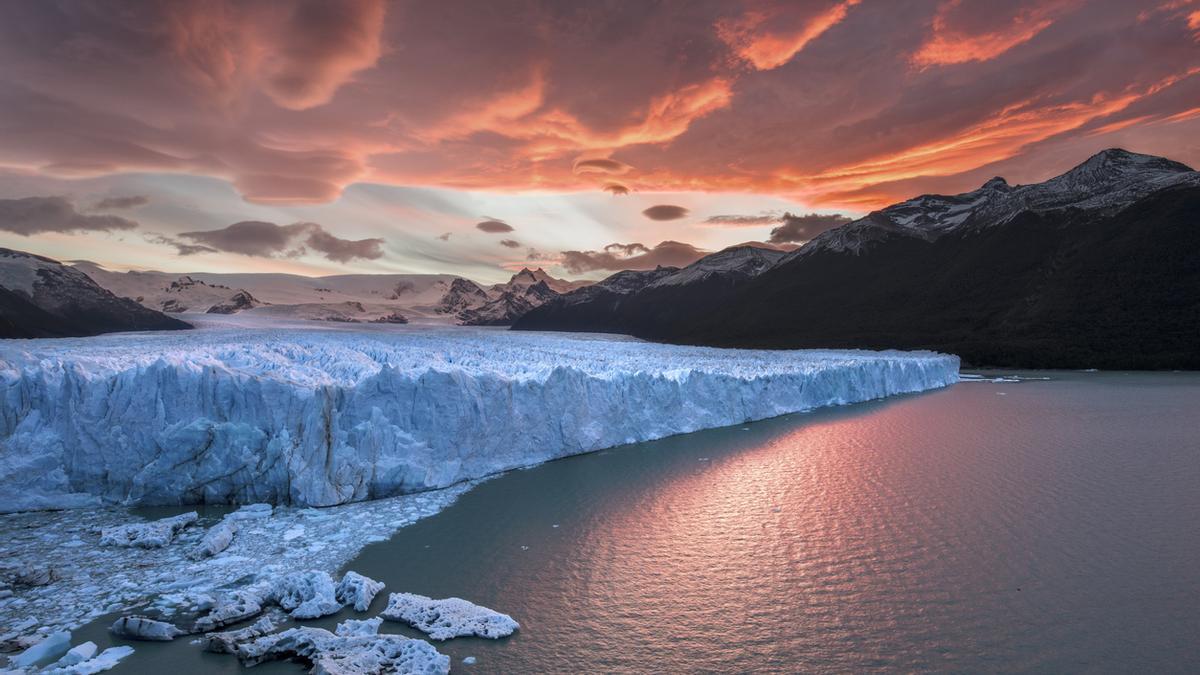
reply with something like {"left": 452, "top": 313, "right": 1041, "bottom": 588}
{"left": 270, "top": 570, "right": 343, "bottom": 620}
{"left": 233, "top": 626, "right": 450, "bottom": 674}
{"left": 42, "top": 645, "right": 134, "bottom": 674}
{"left": 336, "top": 571, "right": 385, "bottom": 612}
{"left": 381, "top": 593, "right": 519, "bottom": 640}
{"left": 10, "top": 630, "right": 71, "bottom": 668}
{"left": 109, "top": 615, "right": 183, "bottom": 641}
{"left": 0, "top": 324, "right": 958, "bottom": 511}
{"left": 200, "top": 617, "right": 277, "bottom": 654}
{"left": 335, "top": 617, "right": 383, "bottom": 637}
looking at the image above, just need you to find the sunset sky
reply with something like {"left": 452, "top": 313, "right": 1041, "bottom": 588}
{"left": 1, "top": 0, "right": 1198, "bottom": 282}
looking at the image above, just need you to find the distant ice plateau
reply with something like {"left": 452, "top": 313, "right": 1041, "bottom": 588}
{"left": 0, "top": 319, "right": 959, "bottom": 512}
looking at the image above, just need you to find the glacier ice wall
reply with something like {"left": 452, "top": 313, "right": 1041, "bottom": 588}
{"left": 0, "top": 324, "right": 958, "bottom": 511}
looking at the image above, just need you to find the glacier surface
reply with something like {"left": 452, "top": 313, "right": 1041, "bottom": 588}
{"left": 0, "top": 322, "right": 958, "bottom": 511}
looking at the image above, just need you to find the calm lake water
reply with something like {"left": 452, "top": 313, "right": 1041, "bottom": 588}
{"left": 79, "top": 372, "right": 1200, "bottom": 673}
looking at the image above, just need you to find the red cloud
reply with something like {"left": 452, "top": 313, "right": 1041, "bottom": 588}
{"left": 912, "top": 0, "right": 1079, "bottom": 67}
{"left": 0, "top": 0, "right": 1196, "bottom": 211}
{"left": 718, "top": 1, "right": 861, "bottom": 71}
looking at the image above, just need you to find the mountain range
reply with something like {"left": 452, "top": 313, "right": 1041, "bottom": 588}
{"left": 0, "top": 248, "right": 190, "bottom": 338}
{"left": 516, "top": 149, "right": 1200, "bottom": 369}
{"left": 62, "top": 263, "right": 586, "bottom": 327}
{"left": 4, "top": 148, "right": 1197, "bottom": 368}
{"left": 1, "top": 246, "right": 590, "bottom": 336}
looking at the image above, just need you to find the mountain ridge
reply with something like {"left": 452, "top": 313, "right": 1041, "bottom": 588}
{"left": 515, "top": 149, "right": 1200, "bottom": 369}
{"left": 0, "top": 248, "right": 191, "bottom": 338}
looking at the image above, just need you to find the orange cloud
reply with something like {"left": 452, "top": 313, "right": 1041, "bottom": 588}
{"left": 912, "top": 0, "right": 1077, "bottom": 67}
{"left": 798, "top": 68, "right": 1200, "bottom": 207}
{"left": 573, "top": 158, "right": 634, "bottom": 175}
{"left": 1, "top": 0, "right": 1198, "bottom": 213}
{"left": 260, "top": 0, "right": 386, "bottom": 110}
{"left": 160, "top": 0, "right": 386, "bottom": 110}
{"left": 417, "top": 72, "right": 730, "bottom": 159}
{"left": 718, "top": 1, "right": 861, "bottom": 71}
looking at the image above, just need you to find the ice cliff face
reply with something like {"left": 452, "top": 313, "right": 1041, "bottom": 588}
{"left": 0, "top": 323, "right": 958, "bottom": 511}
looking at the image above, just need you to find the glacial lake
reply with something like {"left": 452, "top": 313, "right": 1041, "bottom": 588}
{"left": 75, "top": 371, "right": 1200, "bottom": 672}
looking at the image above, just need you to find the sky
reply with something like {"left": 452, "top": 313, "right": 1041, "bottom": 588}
{"left": 0, "top": 0, "right": 1198, "bottom": 283}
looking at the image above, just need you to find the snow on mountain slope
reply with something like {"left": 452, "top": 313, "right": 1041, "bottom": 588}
{"left": 457, "top": 280, "right": 558, "bottom": 325}
{"left": 435, "top": 278, "right": 490, "bottom": 315}
{"left": 0, "top": 249, "right": 189, "bottom": 338}
{"left": 73, "top": 263, "right": 469, "bottom": 320}
{"left": 795, "top": 148, "right": 1200, "bottom": 257}
{"left": 649, "top": 245, "right": 788, "bottom": 287}
{"left": 456, "top": 268, "right": 590, "bottom": 325}
{"left": 0, "top": 322, "right": 958, "bottom": 512}
{"left": 498, "top": 267, "right": 590, "bottom": 294}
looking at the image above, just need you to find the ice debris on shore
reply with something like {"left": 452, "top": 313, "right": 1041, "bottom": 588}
{"left": 0, "top": 484, "right": 472, "bottom": 651}
{"left": 98, "top": 512, "right": 197, "bottom": 548}
{"left": 0, "top": 325, "right": 958, "bottom": 511}
{"left": 194, "top": 518, "right": 238, "bottom": 558}
{"left": 382, "top": 593, "right": 519, "bottom": 640}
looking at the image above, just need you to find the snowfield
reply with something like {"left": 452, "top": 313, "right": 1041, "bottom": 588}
{"left": 0, "top": 319, "right": 959, "bottom": 512}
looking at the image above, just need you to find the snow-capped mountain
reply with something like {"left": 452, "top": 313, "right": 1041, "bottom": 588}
{"left": 513, "top": 244, "right": 788, "bottom": 332}
{"left": 74, "top": 264, "right": 469, "bottom": 322}
{"left": 458, "top": 280, "right": 559, "bottom": 326}
{"left": 454, "top": 268, "right": 590, "bottom": 326}
{"left": 516, "top": 149, "right": 1200, "bottom": 369}
{"left": 648, "top": 245, "right": 788, "bottom": 287}
{"left": 796, "top": 148, "right": 1200, "bottom": 257}
{"left": 0, "top": 248, "right": 190, "bottom": 338}
{"left": 74, "top": 262, "right": 583, "bottom": 326}
{"left": 499, "top": 267, "right": 591, "bottom": 294}
{"left": 73, "top": 265, "right": 265, "bottom": 315}
{"left": 435, "top": 277, "right": 490, "bottom": 315}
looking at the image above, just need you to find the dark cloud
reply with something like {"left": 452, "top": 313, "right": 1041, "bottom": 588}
{"left": 173, "top": 220, "right": 384, "bottom": 261}
{"left": 147, "top": 234, "right": 218, "bottom": 256}
{"left": 767, "top": 212, "right": 853, "bottom": 244}
{"left": 560, "top": 240, "right": 707, "bottom": 273}
{"left": 0, "top": 196, "right": 138, "bottom": 235}
{"left": 573, "top": 158, "right": 633, "bottom": 175}
{"left": 476, "top": 219, "right": 515, "bottom": 233}
{"left": 603, "top": 242, "right": 651, "bottom": 256}
{"left": 602, "top": 182, "right": 630, "bottom": 195}
{"left": 437, "top": 232, "right": 452, "bottom": 241}
{"left": 499, "top": 238, "right": 521, "bottom": 248}
{"left": 703, "top": 212, "right": 783, "bottom": 226}
{"left": 180, "top": 221, "right": 310, "bottom": 257}
{"left": 642, "top": 205, "right": 690, "bottom": 221}
{"left": 93, "top": 195, "right": 150, "bottom": 210}
{"left": 305, "top": 227, "right": 385, "bottom": 262}
{"left": 260, "top": 0, "right": 387, "bottom": 110}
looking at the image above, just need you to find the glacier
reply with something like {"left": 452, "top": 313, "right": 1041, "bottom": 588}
{"left": 0, "top": 321, "right": 958, "bottom": 512}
